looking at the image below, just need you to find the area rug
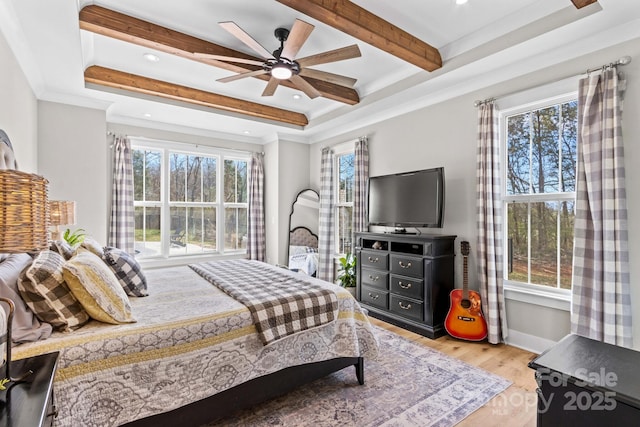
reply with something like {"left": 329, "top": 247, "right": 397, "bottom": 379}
{"left": 210, "top": 326, "right": 512, "bottom": 426}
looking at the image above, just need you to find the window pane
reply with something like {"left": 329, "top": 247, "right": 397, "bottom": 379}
{"left": 559, "top": 200, "right": 575, "bottom": 289}
{"left": 133, "top": 149, "right": 144, "bottom": 201}
{"left": 561, "top": 101, "right": 578, "bottom": 192}
{"left": 144, "top": 151, "right": 161, "bottom": 201}
{"left": 530, "top": 202, "right": 558, "bottom": 287}
{"left": 338, "top": 153, "right": 355, "bottom": 203}
{"left": 225, "top": 207, "right": 247, "bottom": 251}
{"left": 169, "top": 206, "right": 187, "bottom": 255}
{"left": 506, "top": 112, "right": 530, "bottom": 195}
{"left": 337, "top": 205, "right": 353, "bottom": 253}
{"left": 170, "top": 153, "right": 186, "bottom": 202}
{"left": 224, "top": 159, "right": 248, "bottom": 203}
{"left": 507, "top": 202, "right": 528, "bottom": 282}
{"left": 186, "top": 155, "right": 202, "bottom": 202}
{"left": 134, "top": 206, "right": 161, "bottom": 258}
{"left": 531, "top": 106, "right": 560, "bottom": 194}
{"left": 202, "top": 157, "right": 217, "bottom": 202}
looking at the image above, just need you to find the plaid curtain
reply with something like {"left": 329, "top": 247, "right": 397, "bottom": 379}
{"left": 571, "top": 69, "right": 632, "bottom": 347}
{"left": 318, "top": 147, "right": 335, "bottom": 282}
{"left": 353, "top": 136, "right": 369, "bottom": 238}
{"left": 108, "top": 135, "right": 135, "bottom": 254}
{"left": 247, "top": 153, "right": 265, "bottom": 261}
{"left": 476, "top": 101, "right": 508, "bottom": 344}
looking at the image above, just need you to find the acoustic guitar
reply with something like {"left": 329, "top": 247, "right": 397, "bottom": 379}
{"left": 444, "top": 241, "right": 488, "bottom": 341}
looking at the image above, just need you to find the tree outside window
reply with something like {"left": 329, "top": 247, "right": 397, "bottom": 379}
{"left": 504, "top": 99, "right": 577, "bottom": 289}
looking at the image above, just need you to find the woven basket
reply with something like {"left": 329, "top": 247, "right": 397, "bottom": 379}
{"left": 0, "top": 169, "right": 50, "bottom": 253}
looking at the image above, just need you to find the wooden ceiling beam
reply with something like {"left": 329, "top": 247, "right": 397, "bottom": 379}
{"left": 571, "top": 0, "right": 598, "bottom": 9}
{"left": 84, "top": 66, "right": 308, "bottom": 127}
{"left": 275, "top": 0, "right": 441, "bottom": 72}
{"left": 79, "top": 5, "right": 359, "bottom": 105}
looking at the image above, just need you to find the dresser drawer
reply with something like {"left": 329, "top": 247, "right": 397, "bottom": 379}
{"left": 361, "top": 286, "right": 389, "bottom": 310}
{"left": 360, "top": 250, "right": 388, "bottom": 270}
{"left": 390, "top": 294, "right": 424, "bottom": 322}
{"left": 361, "top": 268, "right": 388, "bottom": 290}
{"left": 390, "top": 254, "right": 423, "bottom": 279}
{"left": 390, "top": 275, "right": 423, "bottom": 300}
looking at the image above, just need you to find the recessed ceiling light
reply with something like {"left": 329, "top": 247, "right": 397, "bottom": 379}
{"left": 143, "top": 113, "right": 152, "bottom": 118}
{"left": 292, "top": 94, "right": 302, "bottom": 100}
{"left": 143, "top": 53, "right": 160, "bottom": 62}
{"left": 456, "top": 0, "right": 468, "bottom": 4}
{"left": 243, "top": 130, "right": 251, "bottom": 135}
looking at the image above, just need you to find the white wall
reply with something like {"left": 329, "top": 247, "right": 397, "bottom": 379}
{"left": 38, "top": 102, "right": 109, "bottom": 242}
{"left": 264, "top": 139, "right": 311, "bottom": 266}
{"left": 0, "top": 29, "right": 38, "bottom": 172}
{"left": 310, "top": 37, "right": 640, "bottom": 352}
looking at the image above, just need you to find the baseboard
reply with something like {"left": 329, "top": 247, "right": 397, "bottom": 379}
{"left": 505, "top": 329, "right": 558, "bottom": 355}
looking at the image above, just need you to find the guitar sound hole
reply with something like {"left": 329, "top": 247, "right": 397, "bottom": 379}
{"left": 461, "top": 299, "right": 471, "bottom": 309}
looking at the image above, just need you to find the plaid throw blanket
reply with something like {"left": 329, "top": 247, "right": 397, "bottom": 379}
{"left": 189, "top": 260, "right": 338, "bottom": 345}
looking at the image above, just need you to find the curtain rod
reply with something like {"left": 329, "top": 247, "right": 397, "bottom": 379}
{"left": 106, "top": 132, "right": 262, "bottom": 155}
{"left": 474, "top": 55, "right": 632, "bottom": 107}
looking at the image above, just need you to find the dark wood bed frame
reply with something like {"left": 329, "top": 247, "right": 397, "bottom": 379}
{"left": 124, "top": 356, "right": 364, "bottom": 426}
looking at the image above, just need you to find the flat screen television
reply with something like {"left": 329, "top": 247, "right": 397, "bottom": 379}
{"left": 368, "top": 167, "right": 444, "bottom": 229}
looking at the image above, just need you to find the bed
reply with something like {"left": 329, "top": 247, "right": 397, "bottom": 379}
{"left": 13, "top": 258, "right": 379, "bottom": 426}
{"left": 288, "top": 226, "right": 319, "bottom": 276}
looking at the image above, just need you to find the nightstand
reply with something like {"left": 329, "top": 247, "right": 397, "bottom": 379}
{"left": 0, "top": 351, "right": 59, "bottom": 427}
{"left": 529, "top": 334, "right": 640, "bottom": 426}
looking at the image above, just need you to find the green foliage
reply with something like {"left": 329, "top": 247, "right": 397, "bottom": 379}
{"left": 63, "top": 228, "right": 86, "bottom": 247}
{"left": 337, "top": 253, "right": 357, "bottom": 288}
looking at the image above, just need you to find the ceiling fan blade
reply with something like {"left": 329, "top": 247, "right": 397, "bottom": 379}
{"left": 297, "top": 44, "right": 361, "bottom": 67}
{"left": 262, "top": 77, "right": 280, "bottom": 96}
{"left": 280, "top": 19, "right": 314, "bottom": 60}
{"left": 193, "top": 52, "right": 264, "bottom": 66}
{"left": 217, "top": 69, "right": 267, "bottom": 83}
{"left": 299, "top": 68, "right": 357, "bottom": 87}
{"left": 219, "top": 21, "right": 273, "bottom": 59}
{"left": 290, "top": 75, "right": 321, "bottom": 99}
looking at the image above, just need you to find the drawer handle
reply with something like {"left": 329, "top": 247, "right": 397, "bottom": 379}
{"left": 368, "top": 275, "right": 379, "bottom": 281}
{"left": 398, "top": 301, "right": 412, "bottom": 310}
{"left": 368, "top": 256, "right": 379, "bottom": 263}
{"left": 398, "top": 261, "right": 412, "bottom": 269}
{"left": 398, "top": 281, "right": 412, "bottom": 289}
{"left": 368, "top": 292, "right": 379, "bottom": 300}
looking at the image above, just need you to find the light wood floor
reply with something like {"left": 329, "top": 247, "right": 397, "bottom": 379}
{"left": 371, "top": 318, "right": 539, "bottom": 427}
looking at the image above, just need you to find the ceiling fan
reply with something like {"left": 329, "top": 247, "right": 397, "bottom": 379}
{"left": 194, "top": 19, "right": 361, "bottom": 99}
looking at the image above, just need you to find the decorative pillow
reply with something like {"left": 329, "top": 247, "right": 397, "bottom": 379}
{"left": 18, "top": 250, "right": 90, "bottom": 331}
{"left": 289, "top": 245, "right": 318, "bottom": 256}
{"left": 50, "top": 240, "right": 75, "bottom": 260}
{"left": 0, "top": 253, "right": 53, "bottom": 342}
{"left": 62, "top": 249, "right": 136, "bottom": 324}
{"left": 80, "top": 237, "right": 104, "bottom": 258}
{"left": 103, "top": 247, "right": 148, "bottom": 297}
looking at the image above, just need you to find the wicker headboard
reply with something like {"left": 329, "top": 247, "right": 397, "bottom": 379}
{"left": 289, "top": 226, "right": 318, "bottom": 249}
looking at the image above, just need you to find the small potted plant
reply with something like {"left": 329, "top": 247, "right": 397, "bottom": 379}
{"left": 337, "top": 253, "right": 357, "bottom": 297}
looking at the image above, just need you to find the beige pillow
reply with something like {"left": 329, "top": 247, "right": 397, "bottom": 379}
{"left": 62, "top": 249, "right": 136, "bottom": 324}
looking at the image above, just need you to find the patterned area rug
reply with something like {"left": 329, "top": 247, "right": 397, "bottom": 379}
{"left": 211, "top": 326, "right": 512, "bottom": 426}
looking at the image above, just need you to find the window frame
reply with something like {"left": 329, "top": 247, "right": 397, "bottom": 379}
{"left": 333, "top": 142, "right": 356, "bottom": 256}
{"left": 130, "top": 137, "right": 250, "bottom": 260}
{"left": 499, "top": 92, "right": 577, "bottom": 300}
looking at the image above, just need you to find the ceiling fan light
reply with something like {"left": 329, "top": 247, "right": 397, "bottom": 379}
{"left": 271, "top": 65, "right": 293, "bottom": 80}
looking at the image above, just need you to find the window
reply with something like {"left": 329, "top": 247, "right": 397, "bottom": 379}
{"left": 335, "top": 150, "right": 355, "bottom": 254}
{"left": 132, "top": 139, "right": 249, "bottom": 258}
{"left": 502, "top": 97, "right": 577, "bottom": 290}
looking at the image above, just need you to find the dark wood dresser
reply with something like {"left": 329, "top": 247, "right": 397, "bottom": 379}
{"left": 528, "top": 334, "right": 640, "bottom": 426}
{"left": 0, "top": 352, "right": 59, "bottom": 427}
{"left": 355, "top": 232, "right": 456, "bottom": 339}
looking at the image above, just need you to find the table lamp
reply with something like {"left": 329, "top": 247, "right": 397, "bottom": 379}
{"left": 48, "top": 200, "right": 76, "bottom": 241}
{"left": 0, "top": 169, "right": 50, "bottom": 382}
